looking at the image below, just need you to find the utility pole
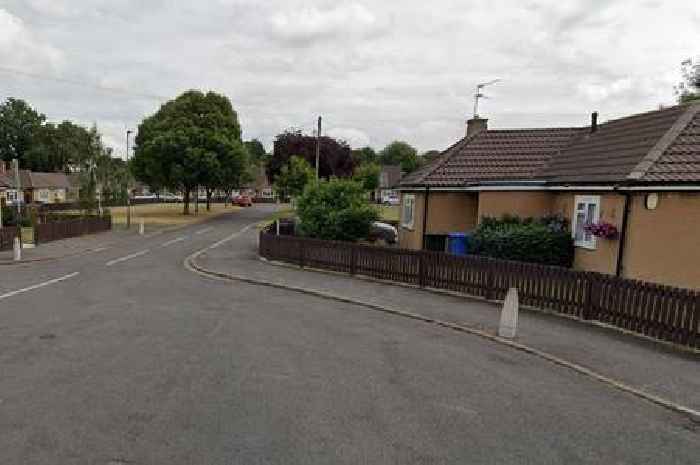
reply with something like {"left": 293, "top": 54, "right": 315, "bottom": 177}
{"left": 315, "top": 116, "right": 322, "bottom": 182}
{"left": 12, "top": 158, "right": 21, "bottom": 224}
{"left": 126, "top": 130, "right": 133, "bottom": 228}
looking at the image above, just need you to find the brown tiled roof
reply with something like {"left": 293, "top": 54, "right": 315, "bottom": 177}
{"left": 401, "top": 103, "right": 700, "bottom": 188}
{"left": 401, "top": 127, "right": 583, "bottom": 187}
{"left": 0, "top": 174, "right": 13, "bottom": 188}
{"left": 542, "top": 105, "right": 692, "bottom": 183}
{"left": 639, "top": 106, "right": 700, "bottom": 182}
{"left": 21, "top": 171, "right": 71, "bottom": 189}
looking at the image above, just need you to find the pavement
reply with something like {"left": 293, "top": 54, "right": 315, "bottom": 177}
{"left": 1, "top": 204, "right": 698, "bottom": 464}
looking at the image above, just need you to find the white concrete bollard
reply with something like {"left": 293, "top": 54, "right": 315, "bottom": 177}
{"left": 138, "top": 219, "right": 145, "bottom": 236}
{"left": 13, "top": 237, "right": 21, "bottom": 262}
{"left": 498, "top": 287, "right": 519, "bottom": 339}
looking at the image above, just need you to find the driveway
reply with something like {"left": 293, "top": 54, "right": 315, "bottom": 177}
{"left": 1, "top": 205, "right": 698, "bottom": 464}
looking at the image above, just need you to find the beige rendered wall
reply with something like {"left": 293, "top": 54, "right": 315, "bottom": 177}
{"left": 552, "top": 192, "right": 626, "bottom": 275}
{"left": 622, "top": 192, "right": 700, "bottom": 289}
{"left": 398, "top": 192, "right": 479, "bottom": 250}
{"left": 398, "top": 192, "right": 425, "bottom": 250}
{"left": 477, "top": 191, "right": 555, "bottom": 220}
{"left": 425, "top": 192, "right": 479, "bottom": 235}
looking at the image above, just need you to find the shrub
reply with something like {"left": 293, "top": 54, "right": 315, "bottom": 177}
{"left": 472, "top": 214, "right": 574, "bottom": 267}
{"left": 296, "top": 178, "right": 379, "bottom": 241}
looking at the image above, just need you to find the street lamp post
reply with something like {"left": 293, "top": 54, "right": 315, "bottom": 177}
{"left": 126, "top": 130, "right": 133, "bottom": 229}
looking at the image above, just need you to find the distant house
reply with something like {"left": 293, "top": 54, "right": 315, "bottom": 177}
{"left": 245, "top": 165, "right": 275, "bottom": 199}
{"left": 0, "top": 162, "right": 19, "bottom": 206}
{"left": 20, "top": 171, "right": 70, "bottom": 204}
{"left": 376, "top": 165, "right": 402, "bottom": 203}
{"left": 398, "top": 103, "right": 700, "bottom": 289}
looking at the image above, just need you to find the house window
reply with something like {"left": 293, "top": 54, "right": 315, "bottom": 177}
{"left": 572, "top": 195, "right": 600, "bottom": 249}
{"left": 39, "top": 189, "right": 49, "bottom": 201}
{"left": 7, "top": 190, "right": 17, "bottom": 202}
{"left": 401, "top": 194, "right": 415, "bottom": 229}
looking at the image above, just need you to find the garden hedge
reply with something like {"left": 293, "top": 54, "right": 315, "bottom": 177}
{"left": 472, "top": 215, "right": 574, "bottom": 267}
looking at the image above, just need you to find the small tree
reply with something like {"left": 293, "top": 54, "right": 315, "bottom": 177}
{"left": 353, "top": 162, "right": 381, "bottom": 192}
{"left": 274, "top": 156, "right": 314, "bottom": 200}
{"left": 296, "top": 178, "right": 379, "bottom": 241}
{"left": 675, "top": 57, "right": 700, "bottom": 104}
{"left": 379, "top": 141, "right": 419, "bottom": 173}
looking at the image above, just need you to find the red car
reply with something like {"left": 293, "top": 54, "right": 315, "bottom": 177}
{"left": 233, "top": 194, "right": 253, "bottom": 207}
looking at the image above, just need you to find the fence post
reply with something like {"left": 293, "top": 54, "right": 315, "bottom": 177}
{"left": 582, "top": 274, "right": 594, "bottom": 320}
{"left": 299, "top": 239, "right": 305, "bottom": 268}
{"left": 418, "top": 252, "right": 425, "bottom": 287}
{"left": 485, "top": 261, "right": 496, "bottom": 300}
{"left": 350, "top": 245, "right": 357, "bottom": 275}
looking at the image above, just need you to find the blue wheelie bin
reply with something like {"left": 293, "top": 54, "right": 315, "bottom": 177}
{"left": 447, "top": 232, "right": 468, "bottom": 256}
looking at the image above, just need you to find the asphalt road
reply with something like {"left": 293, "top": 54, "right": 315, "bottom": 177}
{"left": 1, "top": 205, "right": 698, "bottom": 464}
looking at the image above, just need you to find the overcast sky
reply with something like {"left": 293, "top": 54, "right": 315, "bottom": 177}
{"left": 0, "top": 0, "right": 698, "bottom": 157}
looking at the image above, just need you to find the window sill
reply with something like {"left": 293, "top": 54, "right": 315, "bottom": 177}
{"left": 575, "top": 243, "right": 597, "bottom": 251}
{"left": 401, "top": 224, "right": 414, "bottom": 231}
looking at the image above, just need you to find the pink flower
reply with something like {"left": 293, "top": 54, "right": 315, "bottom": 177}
{"left": 584, "top": 221, "right": 619, "bottom": 239}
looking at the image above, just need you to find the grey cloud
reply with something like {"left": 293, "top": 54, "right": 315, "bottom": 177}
{"left": 0, "top": 0, "right": 697, "bottom": 155}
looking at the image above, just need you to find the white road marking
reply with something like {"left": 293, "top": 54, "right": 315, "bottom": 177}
{"left": 0, "top": 272, "right": 80, "bottom": 301}
{"left": 161, "top": 236, "right": 187, "bottom": 247}
{"left": 105, "top": 249, "right": 150, "bottom": 267}
{"left": 194, "top": 227, "right": 214, "bottom": 235}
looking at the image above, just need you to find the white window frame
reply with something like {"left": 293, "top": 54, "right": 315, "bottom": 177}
{"left": 401, "top": 194, "right": 416, "bottom": 230}
{"left": 39, "top": 189, "right": 50, "bottom": 201}
{"left": 572, "top": 195, "right": 600, "bottom": 250}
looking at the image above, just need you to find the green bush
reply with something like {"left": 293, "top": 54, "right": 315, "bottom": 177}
{"left": 1, "top": 206, "right": 32, "bottom": 227}
{"left": 296, "top": 178, "right": 379, "bottom": 241}
{"left": 472, "top": 214, "right": 574, "bottom": 267}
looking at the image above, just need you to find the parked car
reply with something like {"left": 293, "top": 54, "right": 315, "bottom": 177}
{"left": 382, "top": 193, "right": 400, "bottom": 205}
{"left": 233, "top": 194, "right": 253, "bottom": 207}
{"left": 369, "top": 221, "right": 398, "bottom": 244}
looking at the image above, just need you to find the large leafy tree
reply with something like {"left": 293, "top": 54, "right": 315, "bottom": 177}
{"left": 379, "top": 141, "right": 419, "bottom": 173}
{"left": 296, "top": 178, "right": 379, "bottom": 241}
{"left": 132, "top": 90, "right": 245, "bottom": 214}
{"left": 268, "top": 129, "right": 353, "bottom": 183}
{"left": 351, "top": 146, "right": 377, "bottom": 166}
{"left": 675, "top": 57, "right": 700, "bottom": 104}
{"left": 244, "top": 139, "right": 267, "bottom": 164}
{"left": 273, "top": 155, "right": 314, "bottom": 199}
{"left": 24, "top": 120, "right": 92, "bottom": 172}
{"left": 0, "top": 98, "right": 46, "bottom": 166}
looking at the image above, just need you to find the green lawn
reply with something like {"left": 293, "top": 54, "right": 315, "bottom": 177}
{"left": 377, "top": 204, "right": 400, "bottom": 223}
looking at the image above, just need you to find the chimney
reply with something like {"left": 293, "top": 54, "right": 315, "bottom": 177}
{"left": 466, "top": 117, "right": 488, "bottom": 137}
{"left": 591, "top": 111, "right": 599, "bottom": 133}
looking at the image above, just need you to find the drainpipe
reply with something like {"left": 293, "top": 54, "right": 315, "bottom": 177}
{"left": 615, "top": 190, "right": 631, "bottom": 277}
{"left": 421, "top": 186, "right": 430, "bottom": 250}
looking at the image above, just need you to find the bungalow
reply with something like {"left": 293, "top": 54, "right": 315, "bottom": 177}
{"left": 19, "top": 170, "right": 70, "bottom": 204}
{"left": 398, "top": 102, "right": 700, "bottom": 289}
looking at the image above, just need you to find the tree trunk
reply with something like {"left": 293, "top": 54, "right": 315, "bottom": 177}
{"left": 206, "top": 189, "right": 212, "bottom": 211}
{"left": 195, "top": 185, "right": 199, "bottom": 215}
{"left": 183, "top": 189, "right": 190, "bottom": 215}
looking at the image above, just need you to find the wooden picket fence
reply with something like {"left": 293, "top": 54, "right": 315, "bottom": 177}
{"left": 0, "top": 226, "right": 19, "bottom": 251}
{"left": 259, "top": 229, "right": 700, "bottom": 348}
{"left": 34, "top": 216, "right": 112, "bottom": 244}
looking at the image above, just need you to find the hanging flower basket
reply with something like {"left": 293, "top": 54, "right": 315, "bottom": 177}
{"left": 584, "top": 221, "right": 619, "bottom": 239}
